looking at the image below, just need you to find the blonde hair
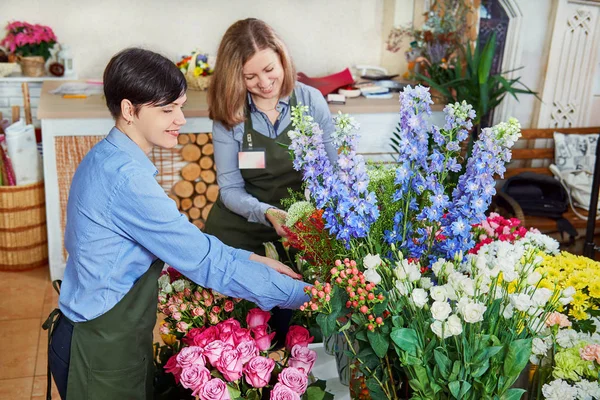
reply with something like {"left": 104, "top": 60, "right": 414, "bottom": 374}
{"left": 208, "top": 19, "right": 296, "bottom": 129}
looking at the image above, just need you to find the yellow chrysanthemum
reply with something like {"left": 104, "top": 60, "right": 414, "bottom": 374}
{"left": 589, "top": 281, "right": 600, "bottom": 299}
{"left": 569, "top": 306, "right": 589, "bottom": 321}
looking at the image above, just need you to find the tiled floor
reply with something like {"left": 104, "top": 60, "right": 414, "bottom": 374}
{"left": 0, "top": 266, "right": 163, "bottom": 399}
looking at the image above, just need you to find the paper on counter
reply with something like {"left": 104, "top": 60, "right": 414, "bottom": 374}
{"left": 50, "top": 82, "right": 104, "bottom": 96}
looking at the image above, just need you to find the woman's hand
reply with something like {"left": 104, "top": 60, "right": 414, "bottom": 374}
{"left": 250, "top": 253, "right": 302, "bottom": 280}
{"left": 265, "top": 208, "right": 288, "bottom": 237}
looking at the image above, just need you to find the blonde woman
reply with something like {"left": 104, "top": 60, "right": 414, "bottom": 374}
{"left": 205, "top": 18, "right": 336, "bottom": 343}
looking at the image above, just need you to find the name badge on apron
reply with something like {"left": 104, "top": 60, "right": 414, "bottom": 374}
{"left": 239, "top": 132, "right": 266, "bottom": 169}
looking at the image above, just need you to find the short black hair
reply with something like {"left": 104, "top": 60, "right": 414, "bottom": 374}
{"left": 103, "top": 48, "right": 187, "bottom": 119}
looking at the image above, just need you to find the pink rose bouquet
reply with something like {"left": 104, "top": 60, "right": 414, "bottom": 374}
{"left": 164, "top": 309, "right": 325, "bottom": 399}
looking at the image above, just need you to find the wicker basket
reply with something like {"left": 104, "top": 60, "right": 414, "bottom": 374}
{"left": 185, "top": 53, "right": 212, "bottom": 91}
{"left": 18, "top": 55, "right": 45, "bottom": 77}
{"left": 0, "top": 181, "right": 48, "bottom": 270}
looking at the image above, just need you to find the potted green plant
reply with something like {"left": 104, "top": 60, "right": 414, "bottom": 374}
{"left": 1, "top": 21, "right": 57, "bottom": 77}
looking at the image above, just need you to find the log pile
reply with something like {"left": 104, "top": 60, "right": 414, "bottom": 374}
{"left": 170, "top": 133, "right": 218, "bottom": 230}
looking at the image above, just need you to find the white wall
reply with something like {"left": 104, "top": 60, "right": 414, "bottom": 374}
{"left": 0, "top": 0, "right": 384, "bottom": 79}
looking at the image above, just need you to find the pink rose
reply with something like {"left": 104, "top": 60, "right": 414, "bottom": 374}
{"left": 224, "top": 300, "right": 234, "bottom": 312}
{"left": 252, "top": 325, "right": 276, "bottom": 351}
{"left": 244, "top": 356, "right": 275, "bottom": 388}
{"left": 285, "top": 326, "right": 314, "bottom": 351}
{"left": 180, "top": 303, "right": 188, "bottom": 312}
{"left": 182, "top": 327, "right": 207, "bottom": 346}
{"left": 270, "top": 382, "right": 301, "bottom": 400}
{"left": 193, "top": 326, "right": 220, "bottom": 347}
{"left": 159, "top": 325, "right": 170, "bottom": 335}
{"left": 288, "top": 345, "right": 317, "bottom": 373}
{"left": 204, "top": 340, "right": 233, "bottom": 366}
{"left": 246, "top": 308, "right": 271, "bottom": 329}
{"left": 209, "top": 313, "right": 219, "bottom": 324}
{"left": 172, "top": 311, "right": 182, "bottom": 321}
{"left": 176, "top": 321, "right": 189, "bottom": 333}
{"left": 217, "top": 348, "right": 244, "bottom": 382}
{"left": 278, "top": 367, "right": 308, "bottom": 394}
{"left": 192, "top": 307, "right": 205, "bottom": 317}
{"left": 164, "top": 355, "right": 182, "bottom": 384}
{"left": 233, "top": 328, "right": 253, "bottom": 346}
{"left": 219, "top": 318, "right": 242, "bottom": 334}
{"left": 180, "top": 364, "right": 211, "bottom": 395}
{"left": 236, "top": 340, "right": 259, "bottom": 364}
{"left": 176, "top": 346, "right": 205, "bottom": 369}
{"left": 200, "top": 378, "right": 231, "bottom": 400}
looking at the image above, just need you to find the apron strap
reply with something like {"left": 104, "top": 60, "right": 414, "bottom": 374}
{"left": 42, "top": 307, "right": 62, "bottom": 400}
{"left": 52, "top": 280, "right": 62, "bottom": 295}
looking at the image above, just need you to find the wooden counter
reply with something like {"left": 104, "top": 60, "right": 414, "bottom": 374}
{"left": 37, "top": 80, "right": 443, "bottom": 120}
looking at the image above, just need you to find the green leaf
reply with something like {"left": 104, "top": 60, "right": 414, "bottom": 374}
{"left": 473, "top": 346, "right": 503, "bottom": 365}
{"left": 471, "top": 359, "right": 490, "bottom": 378}
{"left": 316, "top": 313, "right": 334, "bottom": 337}
{"left": 390, "top": 328, "right": 419, "bottom": 356}
{"left": 501, "top": 388, "right": 526, "bottom": 400}
{"left": 366, "top": 377, "right": 387, "bottom": 400}
{"left": 373, "top": 296, "right": 389, "bottom": 315}
{"left": 434, "top": 349, "right": 452, "bottom": 380}
{"left": 338, "top": 318, "right": 352, "bottom": 332}
{"left": 245, "top": 389, "right": 260, "bottom": 400}
{"left": 306, "top": 386, "right": 326, "bottom": 400}
{"left": 367, "top": 329, "right": 389, "bottom": 358}
{"left": 449, "top": 381, "right": 461, "bottom": 399}
{"left": 392, "top": 316, "right": 404, "bottom": 328}
{"left": 478, "top": 32, "right": 497, "bottom": 85}
{"left": 460, "top": 381, "right": 472, "bottom": 398}
{"left": 449, "top": 361, "right": 462, "bottom": 381}
{"left": 227, "top": 385, "right": 241, "bottom": 399}
{"left": 503, "top": 339, "right": 532, "bottom": 378}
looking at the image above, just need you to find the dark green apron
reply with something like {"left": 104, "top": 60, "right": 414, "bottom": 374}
{"left": 44, "top": 258, "right": 164, "bottom": 400}
{"left": 205, "top": 92, "right": 303, "bottom": 259}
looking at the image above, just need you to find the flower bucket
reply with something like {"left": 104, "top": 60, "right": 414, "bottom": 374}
{"left": 184, "top": 53, "right": 211, "bottom": 91}
{"left": 18, "top": 55, "right": 45, "bottom": 77}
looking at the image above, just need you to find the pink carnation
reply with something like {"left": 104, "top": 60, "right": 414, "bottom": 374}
{"left": 545, "top": 312, "right": 572, "bottom": 328}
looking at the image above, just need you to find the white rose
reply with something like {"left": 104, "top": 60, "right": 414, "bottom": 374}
{"left": 407, "top": 264, "right": 421, "bottom": 282}
{"left": 494, "top": 286, "right": 504, "bottom": 300}
{"left": 446, "top": 314, "right": 463, "bottom": 336}
{"left": 430, "top": 286, "right": 447, "bottom": 302}
{"left": 172, "top": 279, "right": 186, "bottom": 292}
{"left": 411, "top": 288, "right": 429, "bottom": 309}
{"left": 510, "top": 293, "right": 532, "bottom": 312}
{"left": 431, "top": 301, "right": 452, "bottom": 321}
{"left": 364, "top": 268, "right": 382, "bottom": 285}
{"left": 430, "top": 320, "right": 451, "bottom": 339}
{"left": 444, "top": 285, "right": 458, "bottom": 301}
{"left": 456, "top": 297, "right": 469, "bottom": 315}
{"left": 461, "top": 301, "right": 487, "bottom": 323}
{"left": 502, "top": 304, "right": 514, "bottom": 319}
{"left": 562, "top": 286, "right": 576, "bottom": 297}
{"left": 531, "top": 288, "right": 553, "bottom": 308}
{"left": 363, "top": 254, "right": 383, "bottom": 270}
{"left": 394, "top": 261, "right": 408, "bottom": 280}
{"left": 458, "top": 277, "right": 475, "bottom": 297}
{"left": 420, "top": 277, "right": 433, "bottom": 290}
{"left": 527, "top": 271, "right": 543, "bottom": 286}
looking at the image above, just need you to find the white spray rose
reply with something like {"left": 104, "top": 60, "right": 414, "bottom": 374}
{"left": 430, "top": 286, "right": 447, "bottom": 302}
{"left": 502, "top": 304, "right": 514, "bottom": 319}
{"left": 431, "top": 301, "right": 452, "bottom": 321}
{"left": 527, "top": 271, "right": 543, "bottom": 286}
{"left": 363, "top": 254, "right": 382, "bottom": 270}
{"left": 431, "top": 259, "right": 446, "bottom": 277}
{"left": 510, "top": 293, "right": 532, "bottom": 312}
{"left": 396, "top": 280, "right": 409, "bottom": 296}
{"left": 531, "top": 288, "right": 553, "bottom": 308}
{"left": 446, "top": 314, "right": 463, "bottom": 336}
{"left": 461, "top": 301, "right": 487, "bottom": 323}
{"left": 431, "top": 320, "right": 451, "bottom": 339}
{"left": 411, "top": 288, "right": 429, "bottom": 309}
{"left": 419, "top": 277, "right": 433, "bottom": 290}
{"left": 502, "top": 268, "right": 518, "bottom": 283}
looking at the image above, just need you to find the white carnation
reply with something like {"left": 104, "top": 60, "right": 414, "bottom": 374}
{"left": 431, "top": 301, "right": 452, "bottom": 321}
{"left": 556, "top": 329, "right": 580, "bottom": 349}
{"left": 363, "top": 254, "right": 383, "bottom": 270}
{"left": 542, "top": 379, "right": 577, "bottom": 400}
{"left": 172, "top": 279, "right": 186, "bottom": 292}
{"left": 532, "top": 337, "right": 551, "bottom": 356}
{"left": 411, "top": 288, "right": 429, "bottom": 309}
{"left": 575, "top": 379, "right": 600, "bottom": 400}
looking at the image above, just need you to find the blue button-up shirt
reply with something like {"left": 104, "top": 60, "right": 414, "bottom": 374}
{"left": 212, "top": 82, "right": 337, "bottom": 226}
{"left": 59, "top": 128, "right": 308, "bottom": 322}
